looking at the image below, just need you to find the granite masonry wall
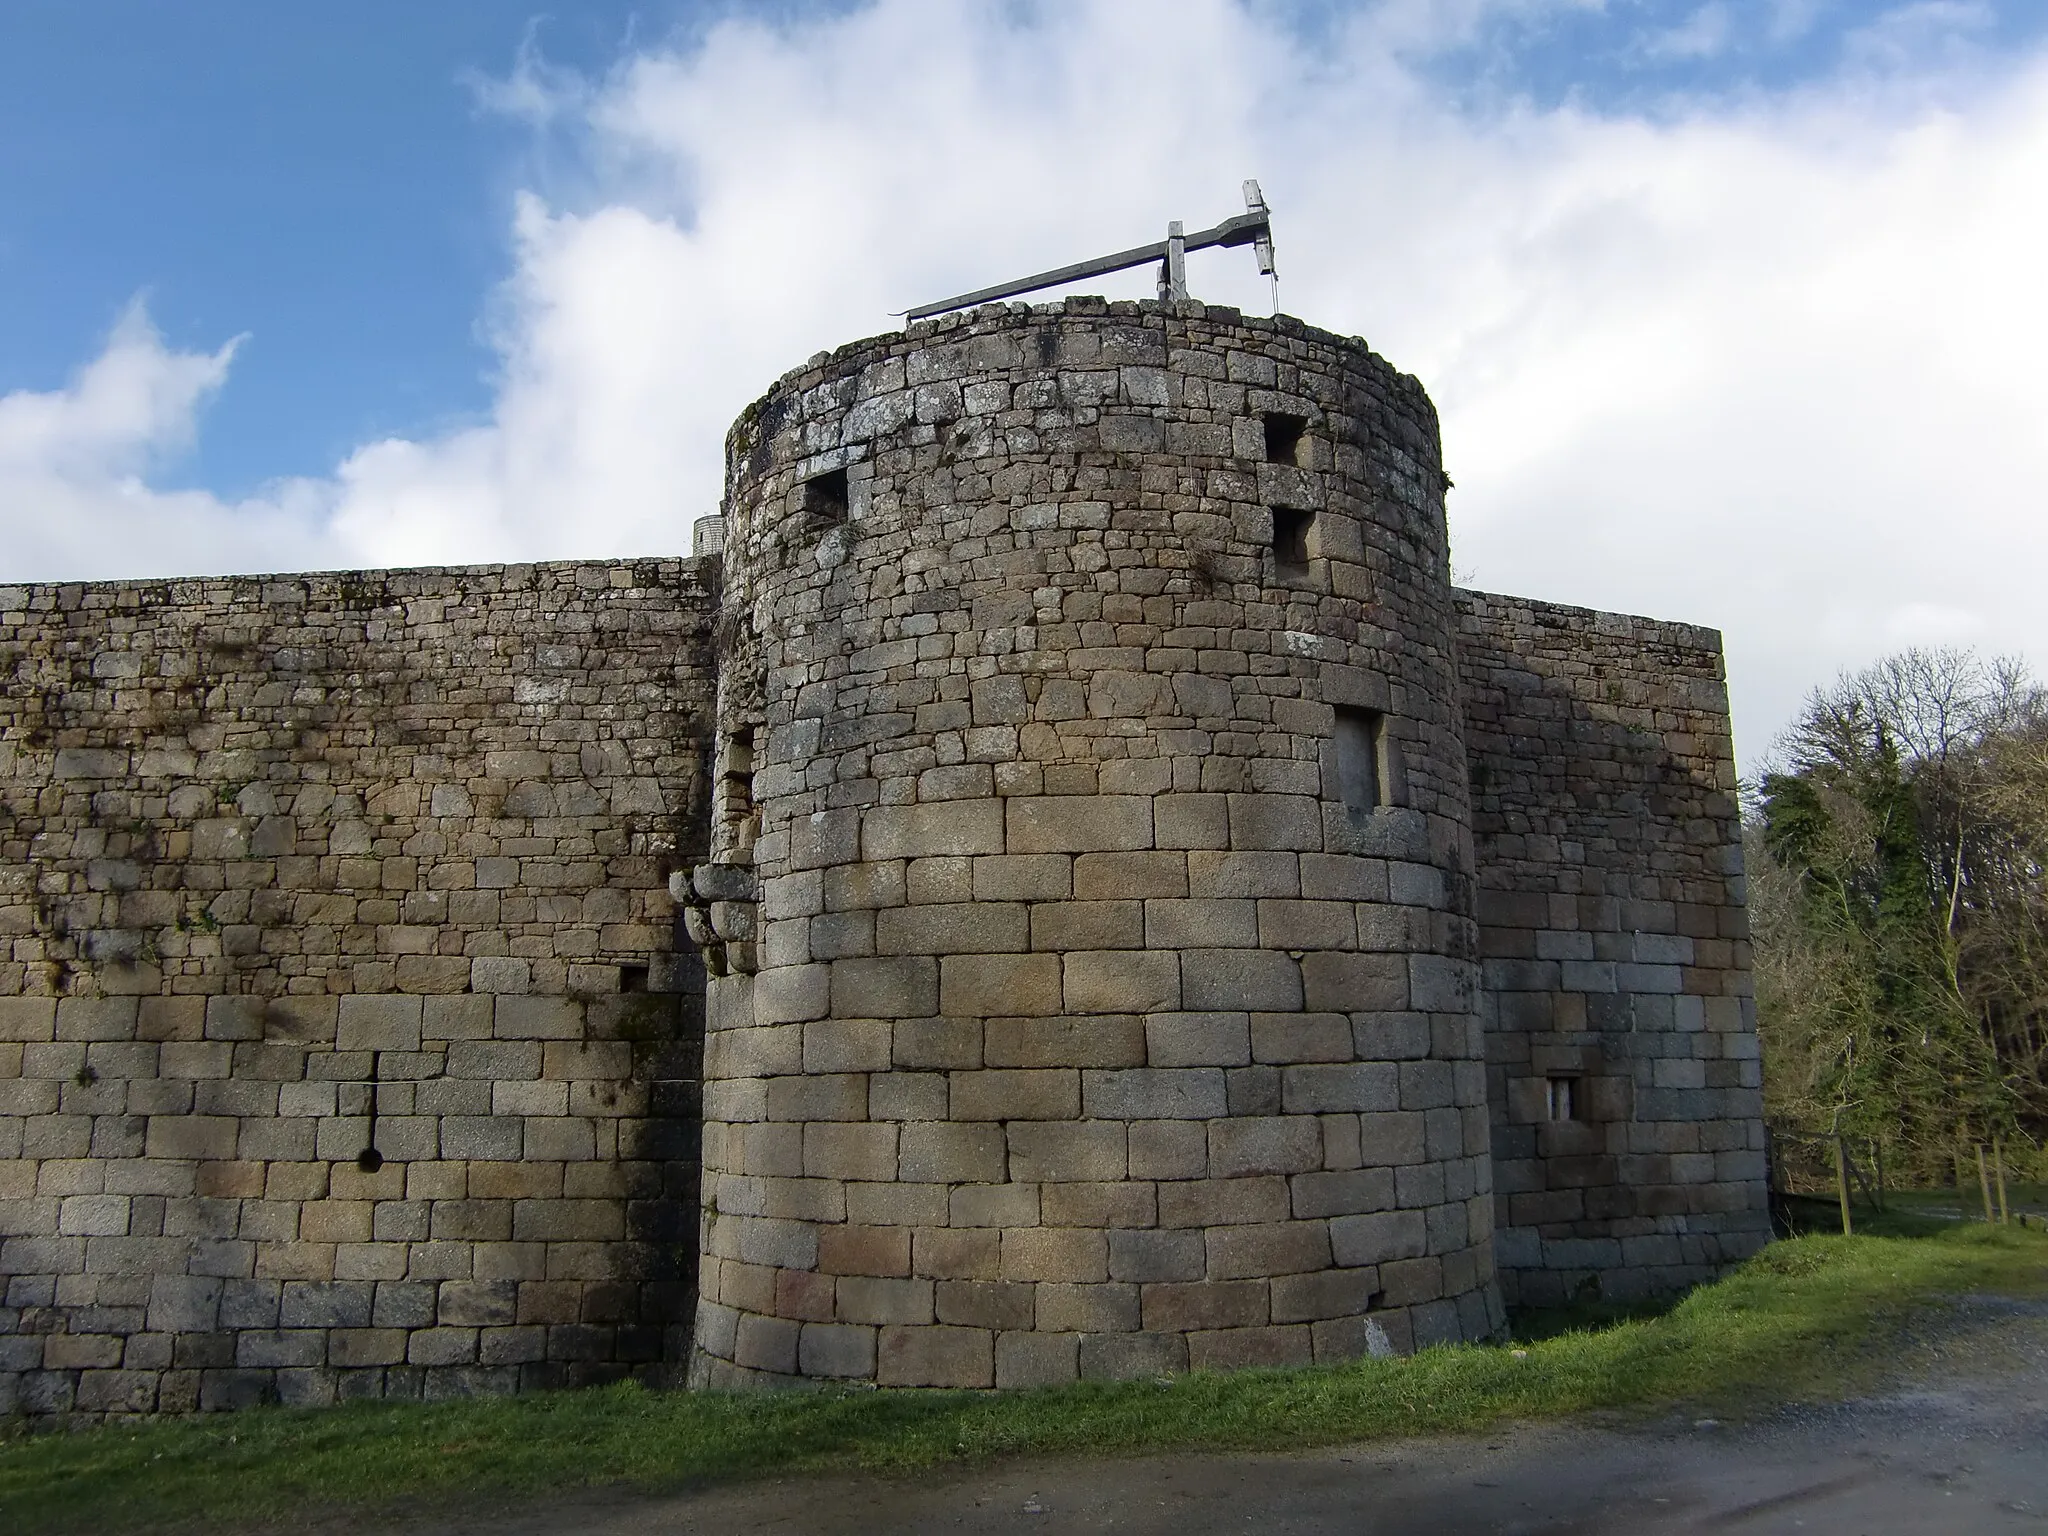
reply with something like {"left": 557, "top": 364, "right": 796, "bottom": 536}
{"left": 1457, "top": 591, "right": 1770, "bottom": 1306}
{"left": 0, "top": 301, "right": 1770, "bottom": 1421}
{"left": 0, "top": 561, "right": 717, "bottom": 1418}
{"left": 686, "top": 299, "right": 1504, "bottom": 1391}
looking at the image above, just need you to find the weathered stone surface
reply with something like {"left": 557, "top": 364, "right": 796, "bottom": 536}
{"left": 0, "top": 301, "right": 1760, "bottom": 1417}
{"left": 0, "top": 561, "right": 715, "bottom": 1418}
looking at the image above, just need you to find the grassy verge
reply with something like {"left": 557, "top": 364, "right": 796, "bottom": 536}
{"left": 3, "top": 1224, "right": 2043, "bottom": 1534}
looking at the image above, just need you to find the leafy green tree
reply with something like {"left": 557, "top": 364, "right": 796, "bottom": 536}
{"left": 1750, "top": 650, "right": 2043, "bottom": 1179}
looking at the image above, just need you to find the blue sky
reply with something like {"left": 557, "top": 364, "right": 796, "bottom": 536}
{"left": 0, "top": 2, "right": 640, "bottom": 496}
{"left": 5, "top": 0, "right": 2039, "bottom": 495}
{"left": 0, "top": 0, "right": 2044, "bottom": 763}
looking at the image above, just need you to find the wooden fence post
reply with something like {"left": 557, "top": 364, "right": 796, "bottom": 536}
{"left": 1993, "top": 1139, "right": 2010, "bottom": 1225}
{"left": 1977, "top": 1144, "right": 1996, "bottom": 1225}
{"left": 1833, "top": 1136, "right": 1854, "bottom": 1236}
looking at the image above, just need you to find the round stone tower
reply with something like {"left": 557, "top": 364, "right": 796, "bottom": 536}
{"left": 680, "top": 297, "right": 1502, "bottom": 1389}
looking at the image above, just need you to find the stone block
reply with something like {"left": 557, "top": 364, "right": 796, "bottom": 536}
{"left": 1141, "top": 1280, "right": 1267, "bottom": 1332}
{"left": 936, "top": 1279, "right": 1035, "bottom": 1331}
{"left": 1282, "top": 1062, "right": 1399, "bottom": 1115}
{"left": 971, "top": 855, "right": 1071, "bottom": 901}
{"left": 1083, "top": 1067, "right": 1227, "bottom": 1121}
{"left": 951, "top": 1069, "right": 1079, "bottom": 1122}
{"left": 1108, "top": 1229, "right": 1205, "bottom": 1284}
{"left": 1079, "top": 1330, "right": 1187, "bottom": 1381}
{"left": 337, "top": 996, "right": 424, "bottom": 1052}
{"left": 940, "top": 954, "right": 1062, "bottom": 1017}
{"left": 995, "top": 1329, "right": 1078, "bottom": 1388}
{"left": 899, "top": 1122, "right": 1006, "bottom": 1183}
{"left": 1205, "top": 1220, "right": 1331, "bottom": 1279}
{"left": 1063, "top": 951, "right": 1180, "bottom": 1013}
{"left": 1181, "top": 950, "right": 1301, "bottom": 1012}
{"left": 1329, "top": 1209, "right": 1428, "bottom": 1267}
{"left": 892, "top": 1016, "right": 982, "bottom": 1070}
{"left": 949, "top": 1181, "right": 1040, "bottom": 1228}
{"left": 734, "top": 1314, "right": 800, "bottom": 1375}
{"left": 876, "top": 1324, "right": 992, "bottom": 1388}
{"left": 493, "top": 996, "right": 584, "bottom": 1040}
{"left": 1145, "top": 899, "right": 1257, "bottom": 949}
{"left": 798, "top": 1322, "right": 876, "bottom": 1379}
{"left": 804, "top": 1122, "right": 898, "bottom": 1181}
{"left": 831, "top": 958, "right": 938, "bottom": 1020}
{"left": 803, "top": 1018, "right": 892, "bottom": 1074}
{"left": 985, "top": 1014, "right": 1144, "bottom": 1070}
{"left": 876, "top": 902, "right": 1028, "bottom": 956}
{"left": 1157, "top": 1176, "right": 1289, "bottom": 1229}
{"left": 1001, "top": 1227, "right": 1107, "bottom": 1283}
{"left": 1073, "top": 851, "right": 1188, "bottom": 899}
{"left": 1187, "top": 850, "right": 1299, "bottom": 899}
{"left": 1006, "top": 1121, "right": 1127, "bottom": 1182}
{"left": 912, "top": 1227, "right": 1000, "bottom": 1280}
{"left": 1300, "top": 952, "right": 1408, "bottom": 1012}
{"left": 862, "top": 802, "right": 1004, "bottom": 860}
{"left": 1291, "top": 1167, "right": 1395, "bottom": 1218}
{"left": 1209, "top": 1117, "right": 1322, "bottom": 1178}
{"left": 1250, "top": 1012, "right": 1354, "bottom": 1064}
{"left": 764, "top": 1074, "right": 869, "bottom": 1123}
{"left": 1006, "top": 797, "right": 1153, "bottom": 854}
{"left": 1153, "top": 794, "right": 1229, "bottom": 850}
{"left": 1030, "top": 900, "right": 1144, "bottom": 951}
{"left": 1187, "top": 1325, "right": 1312, "bottom": 1371}
{"left": 836, "top": 1276, "right": 934, "bottom": 1326}
{"left": 1144, "top": 1011, "right": 1250, "bottom": 1068}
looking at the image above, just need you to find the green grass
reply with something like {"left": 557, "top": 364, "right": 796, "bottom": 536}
{"left": 4, "top": 1224, "right": 2044, "bottom": 1535}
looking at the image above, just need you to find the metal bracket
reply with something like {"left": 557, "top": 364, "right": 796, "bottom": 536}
{"left": 905, "top": 180, "right": 1276, "bottom": 322}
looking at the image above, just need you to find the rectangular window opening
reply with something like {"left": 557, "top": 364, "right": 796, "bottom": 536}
{"left": 802, "top": 467, "right": 849, "bottom": 523}
{"left": 1263, "top": 412, "right": 1308, "bottom": 467}
{"left": 1335, "top": 707, "right": 1388, "bottom": 813}
{"left": 1546, "top": 1076, "right": 1579, "bottom": 1122}
{"left": 619, "top": 964, "right": 650, "bottom": 994}
{"left": 1272, "top": 506, "right": 1315, "bottom": 577}
{"left": 720, "top": 727, "right": 758, "bottom": 856}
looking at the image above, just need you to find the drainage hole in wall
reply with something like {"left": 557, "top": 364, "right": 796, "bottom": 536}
{"left": 356, "top": 1147, "right": 385, "bottom": 1173}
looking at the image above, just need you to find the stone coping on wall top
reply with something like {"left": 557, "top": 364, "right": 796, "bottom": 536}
{"left": 0, "top": 555, "right": 719, "bottom": 611}
{"left": 733, "top": 295, "right": 1431, "bottom": 449}
{"left": 1454, "top": 586, "right": 1723, "bottom": 656}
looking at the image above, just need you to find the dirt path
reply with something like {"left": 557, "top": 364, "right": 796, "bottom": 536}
{"left": 391, "top": 1298, "right": 2048, "bottom": 1536}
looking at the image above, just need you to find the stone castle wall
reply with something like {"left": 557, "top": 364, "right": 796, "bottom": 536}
{"left": 0, "top": 562, "right": 716, "bottom": 1418}
{"left": 0, "top": 303, "right": 1772, "bottom": 1421}
{"left": 688, "top": 299, "right": 1504, "bottom": 1391}
{"left": 1457, "top": 591, "right": 1769, "bottom": 1305}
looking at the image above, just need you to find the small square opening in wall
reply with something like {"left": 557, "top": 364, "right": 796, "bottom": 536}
{"left": 1335, "top": 707, "right": 1388, "bottom": 813}
{"left": 1264, "top": 412, "right": 1308, "bottom": 467}
{"left": 1546, "top": 1076, "right": 1579, "bottom": 1121}
{"left": 619, "top": 964, "right": 650, "bottom": 994}
{"left": 802, "top": 467, "right": 849, "bottom": 523}
{"left": 1272, "top": 506, "right": 1315, "bottom": 576}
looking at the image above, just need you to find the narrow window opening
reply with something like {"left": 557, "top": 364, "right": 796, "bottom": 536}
{"left": 718, "top": 727, "right": 758, "bottom": 857}
{"left": 1546, "top": 1076, "right": 1579, "bottom": 1122}
{"left": 1272, "top": 506, "right": 1315, "bottom": 578}
{"left": 1335, "top": 707, "right": 1388, "bottom": 813}
{"left": 802, "top": 467, "right": 849, "bottom": 523}
{"left": 1263, "top": 412, "right": 1308, "bottom": 467}
{"left": 619, "top": 964, "right": 650, "bottom": 994}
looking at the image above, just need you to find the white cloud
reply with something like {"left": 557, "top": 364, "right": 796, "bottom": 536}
{"left": 0, "top": 303, "right": 333, "bottom": 580}
{"left": 4, "top": 0, "right": 2045, "bottom": 769}
{"left": 1642, "top": 3, "right": 1735, "bottom": 61}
